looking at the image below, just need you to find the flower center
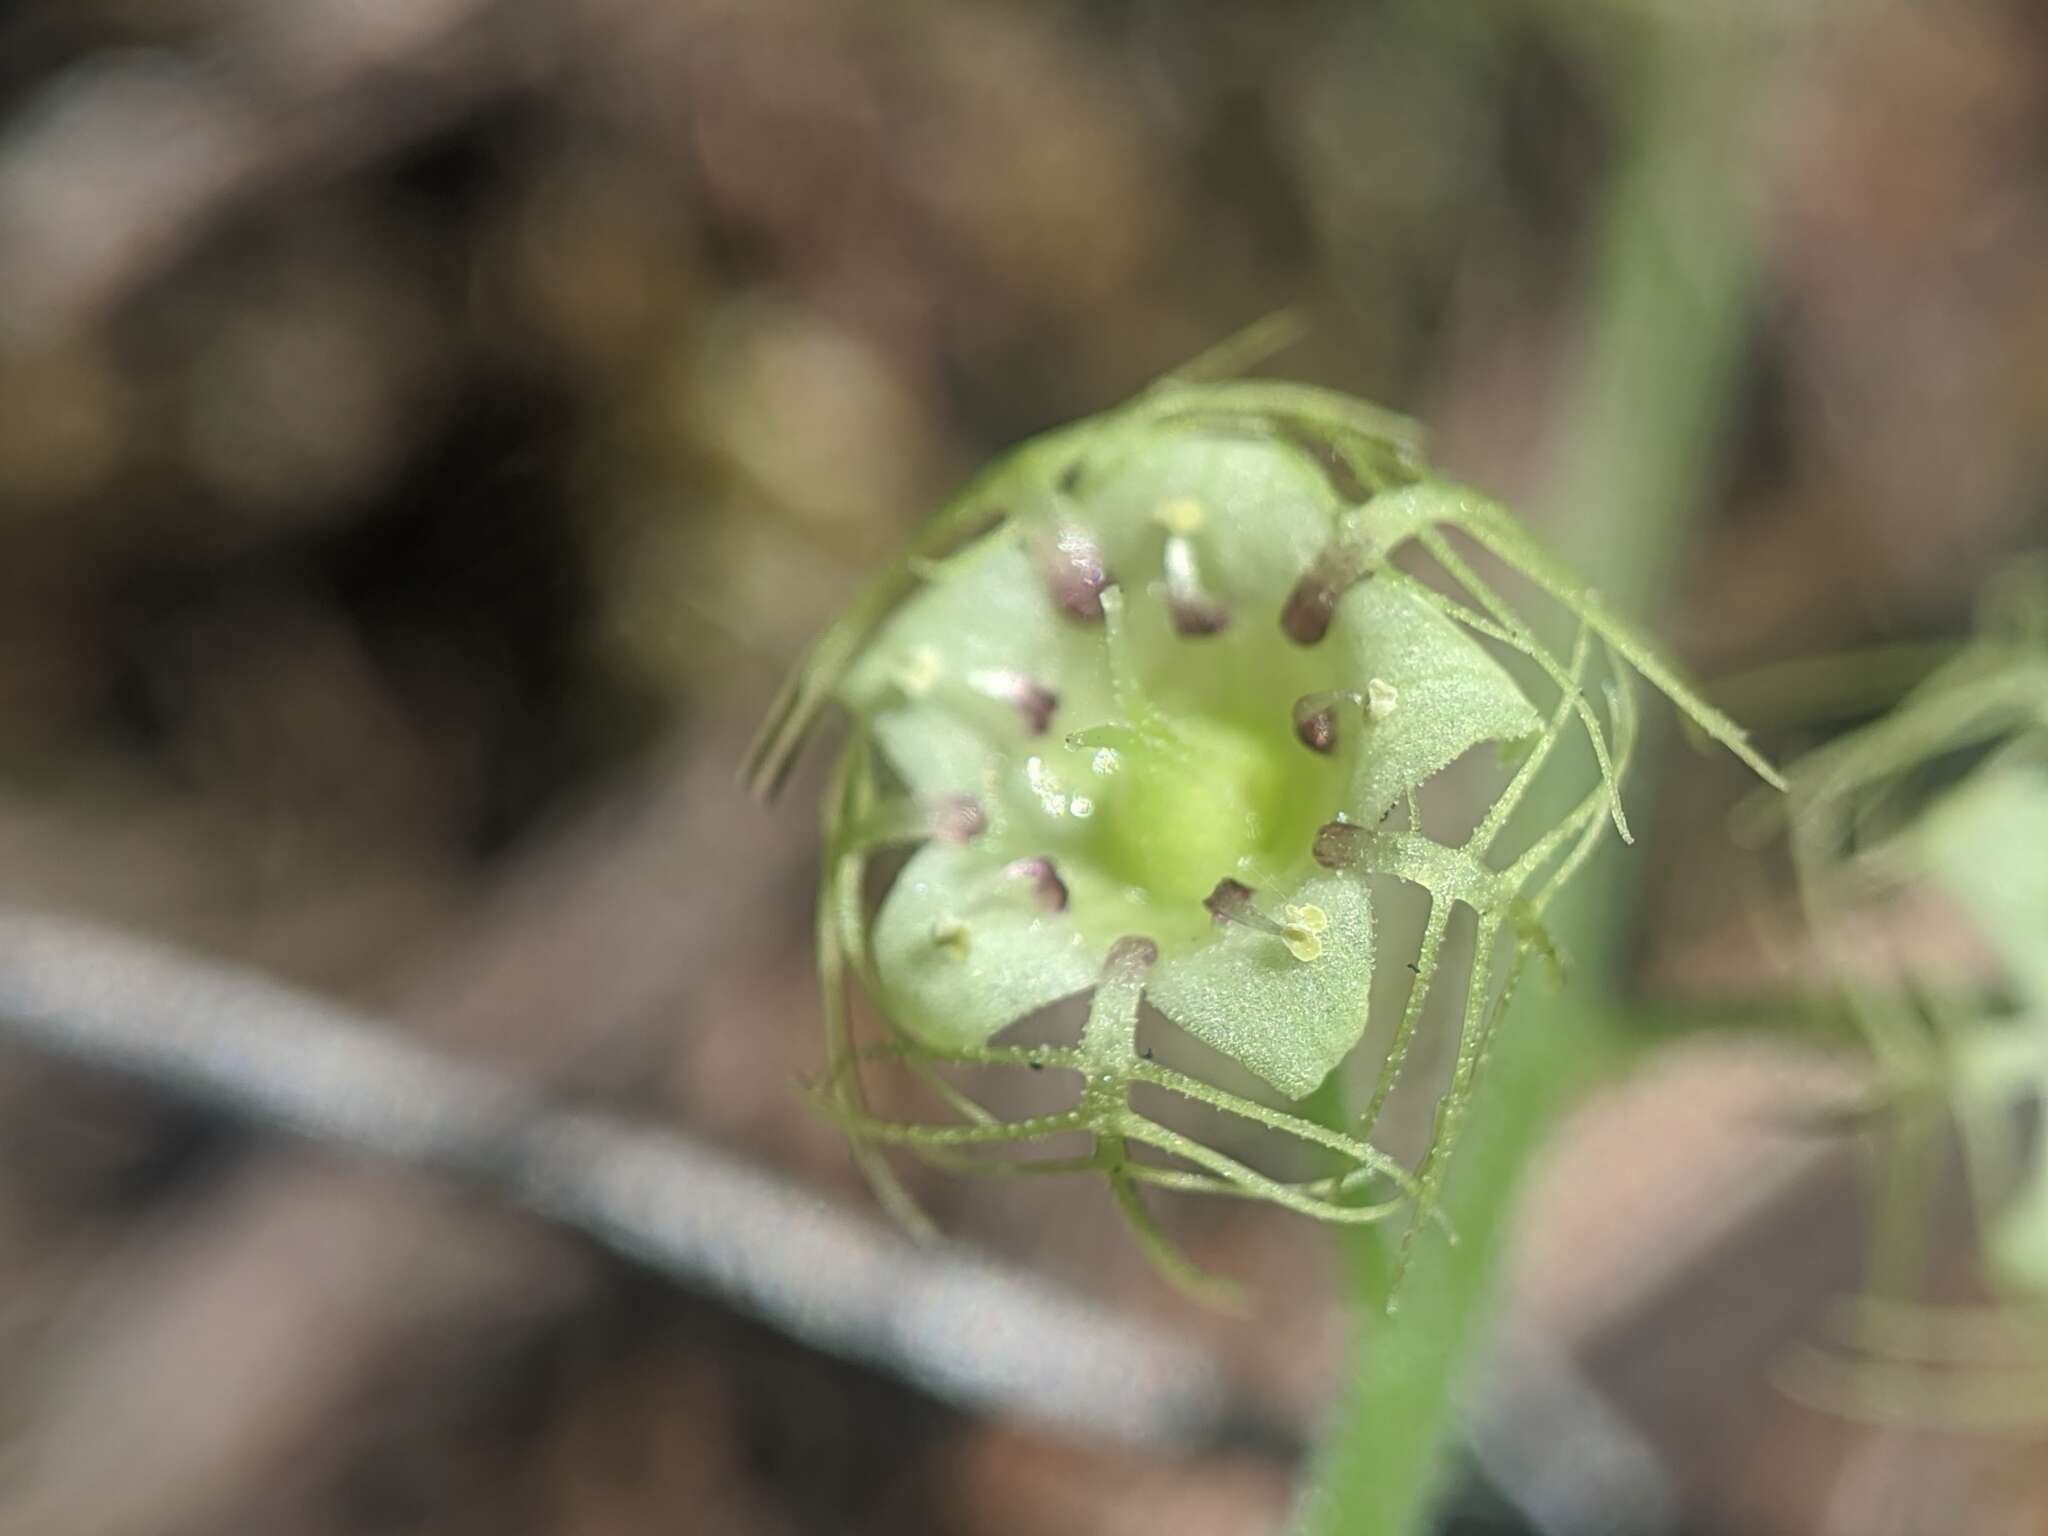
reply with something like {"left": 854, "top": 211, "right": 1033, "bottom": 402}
{"left": 1029, "top": 704, "right": 1338, "bottom": 951}
{"left": 1090, "top": 715, "right": 1295, "bottom": 901}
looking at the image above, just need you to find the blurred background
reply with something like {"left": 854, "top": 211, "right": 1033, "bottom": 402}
{"left": 2, "top": 0, "right": 2047, "bottom": 1532}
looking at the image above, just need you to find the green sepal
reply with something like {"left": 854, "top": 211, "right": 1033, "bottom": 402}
{"left": 869, "top": 839, "right": 1108, "bottom": 1052}
{"left": 1405, "top": 483, "right": 1787, "bottom": 790}
{"left": 1148, "top": 870, "right": 1374, "bottom": 1099}
{"left": 1336, "top": 577, "right": 1543, "bottom": 821}
{"left": 1919, "top": 767, "right": 2048, "bottom": 1289}
{"left": 1920, "top": 767, "right": 2048, "bottom": 1012}
{"left": 1080, "top": 435, "right": 1336, "bottom": 603}
{"left": 841, "top": 537, "right": 1114, "bottom": 798}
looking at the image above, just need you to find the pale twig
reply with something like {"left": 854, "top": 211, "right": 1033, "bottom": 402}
{"left": 0, "top": 907, "right": 1233, "bottom": 1452}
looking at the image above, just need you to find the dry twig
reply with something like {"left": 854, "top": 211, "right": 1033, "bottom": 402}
{"left": 0, "top": 905, "right": 1232, "bottom": 1452}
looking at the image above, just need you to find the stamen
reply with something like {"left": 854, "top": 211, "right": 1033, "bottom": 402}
{"left": 1004, "top": 856, "right": 1070, "bottom": 912}
{"left": 929, "top": 795, "right": 988, "bottom": 843}
{"left": 1202, "top": 880, "right": 1325, "bottom": 962}
{"left": 1162, "top": 535, "right": 1231, "bottom": 636}
{"left": 1279, "top": 903, "right": 1328, "bottom": 962}
{"left": 1204, "top": 878, "right": 1260, "bottom": 927}
{"left": 1313, "top": 820, "right": 1369, "bottom": 869}
{"left": 897, "top": 645, "right": 1056, "bottom": 738}
{"left": 967, "top": 668, "right": 1058, "bottom": 734}
{"left": 1293, "top": 689, "right": 1363, "bottom": 754}
{"left": 1280, "top": 545, "right": 1372, "bottom": 645}
{"left": 1105, "top": 934, "right": 1160, "bottom": 972}
{"left": 1087, "top": 937, "right": 1159, "bottom": 1073}
{"left": 1041, "top": 525, "right": 1112, "bottom": 622}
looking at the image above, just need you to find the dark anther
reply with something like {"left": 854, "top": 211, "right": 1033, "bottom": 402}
{"left": 1016, "top": 680, "right": 1057, "bottom": 734}
{"left": 1281, "top": 546, "right": 1371, "bottom": 645}
{"left": 1280, "top": 576, "right": 1335, "bottom": 645}
{"left": 1041, "top": 525, "right": 1111, "bottom": 622}
{"left": 1005, "top": 856, "right": 1070, "bottom": 912}
{"left": 1168, "top": 591, "right": 1231, "bottom": 636}
{"left": 1107, "top": 934, "right": 1160, "bottom": 970}
{"left": 1140, "top": 1046, "right": 1154, "bottom": 1060}
{"left": 1204, "top": 878, "right": 1258, "bottom": 926}
{"left": 1405, "top": 961, "right": 1421, "bottom": 974}
{"left": 931, "top": 796, "right": 988, "bottom": 843}
{"left": 1057, "top": 459, "right": 1086, "bottom": 496}
{"left": 1200, "top": 879, "right": 1326, "bottom": 958}
{"left": 1294, "top": 701, "right": 1338, "bottom": 754}
{"left": 1312, "top": 820, "right": 1369, "bottom": 870}
{"left": 970, "top": 669, "right": 1057, "bottom": 735}
{"left": 1028, "top": 1059, "right": 1045, "bottom": 1071}
{"left": 1292, "top": 690, "right": 1361, "bottom": 754}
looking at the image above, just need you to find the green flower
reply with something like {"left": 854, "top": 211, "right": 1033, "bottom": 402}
{"left": 751, "top": 375, "right": 1778, "bottom": 1295}
{"left": 1783, "top": 571, "right": 2048, "bottom": 1417}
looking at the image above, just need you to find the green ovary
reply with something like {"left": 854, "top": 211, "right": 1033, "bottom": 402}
{"left": 1094, "top": 717, "right": 1304, "bottom": 897}
{"left": 1008, "top": 709, "right": 1337, "bottom": 953}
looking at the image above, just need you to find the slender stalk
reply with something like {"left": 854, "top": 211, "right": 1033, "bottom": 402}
{"left": 1295, "top": 14, "right": 1785, "bottom": 1532}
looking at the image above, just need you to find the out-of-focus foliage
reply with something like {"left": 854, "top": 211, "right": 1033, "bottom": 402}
{"left": 1788, "top": 566, "right": 2048, "bottom": 1418}
{"left": 3, "top": 0, "right": 2048, "bottom": 1532}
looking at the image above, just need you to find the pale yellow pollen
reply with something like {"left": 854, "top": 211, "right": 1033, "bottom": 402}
{"left": 1024, "top": 754, "right": 1071, "bottom": 816}
{"left": 1280, "top": 902, "right": 1329, "bottom": 962}
{"left": 930, "top": 916, "right": 972, "bottom": 958}
{"left": 897, "top": 645, "right": 943, "bottom": 696}
{"left": 1153, "top": 496, "right": 1207, "bottom": 536}
{"left": 1365, "top": 677, "right": 1399, "bottom": 720}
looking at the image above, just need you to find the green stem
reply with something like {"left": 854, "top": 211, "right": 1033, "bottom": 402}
{"left": 1294, "top": 990, "right": 1601, "bottom": 1534}
{"left": 1294, "top": 17, "right": 1785, "bottom": 1534}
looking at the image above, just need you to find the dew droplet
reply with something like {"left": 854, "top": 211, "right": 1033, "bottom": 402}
{"left": 1024, "top": 755, "right": 1071, "bottom": 816}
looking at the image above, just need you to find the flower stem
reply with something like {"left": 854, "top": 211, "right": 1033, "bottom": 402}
{"left": 1293, "top": 12, "right": 1792, "bottom": 1531}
